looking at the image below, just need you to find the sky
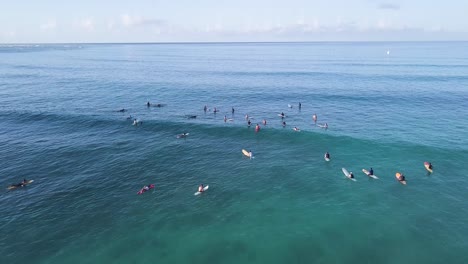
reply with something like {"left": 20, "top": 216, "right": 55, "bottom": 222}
{"left": 1, "top": 0, "right": 468, "bottom": 43}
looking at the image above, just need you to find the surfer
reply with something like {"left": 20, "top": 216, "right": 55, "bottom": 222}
{"left": 198, "top": 184, "right": 205, "bottom": 193}
{"left": 204, "top": 105, "right": 207, "bottom": 112}
{"left": 325, "top": 152, "right": 330, "bottom": 159}
{"left": 133, "top": 119, "right": 138, "bottom": 126}
{"left": 255, "top": 124, "right": 260, "bottom": 132}
{"left": 349, "top": 172, "right": 355, "bottom": 179}
{"left": 397, "top": 173, "right": 406, "bottom": 182}
{"left": 428, "top": 162, "right": 433, "bottom": 170}
{"left": 282, "top": 121, "right": 286, "bottom": 127}
{"left": 245, "top": 114, "right": 249, "bottom": 120}
{"left": 177, "top": 133, "right": 188, "bottom": 138}
{"left": 369, "top": 168, "right": 374, "bottom": 176}
{"left": 293, "top": 126, "right": 299, "bottom": 131}
{"left": 247, "top": 120, "right": 251, "bottom": 127}
{"left": 224, "top": 115, "right": 227, "bottom": 123}
{"left": 280, "top": 112, "right": 285, "bottom": 118}
{"left": 312, "top": 114, "right": 317, "bottom": 123}
{"left": 232, "top": 107, "right": 235, "bottom": 114}
{"left": 299, "top": 102, "right": 302, "bottom": 109}
{"left": 147, "top": 101, "right": 151, "bottom": 107}
{"left": 249, "top": 150, "right": 253, "bottom": 158}
{"left": 262, "top": 119, "right": 267, "bottom": 125}
{"left": 118, "top": 108, "right": 126, "bottom": 112}
{"left": 126, "top": 115, "right": 132, "bottom": 120}
{"left": 10, "top": 179, "right": 28, "bottom": 188}
{"left": 324, "top": 123, "right": 328, "bottom": 129}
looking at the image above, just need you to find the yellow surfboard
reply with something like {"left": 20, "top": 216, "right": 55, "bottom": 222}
{"left": 395, "top": 173, "right": 406, "bottom": 185}
{"left": 242, "top": 149, "right": 252, "bottom": 158}
{"left": 7, "top": 180, "right": 34, "bottom": 190}
{"left": 424, "top": 162, "right": 433, "bottom": 173}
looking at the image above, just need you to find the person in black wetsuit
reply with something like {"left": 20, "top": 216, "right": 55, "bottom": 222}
{"left": 12, "top": 179, "right": 28, "bottom": 188}
{"left": 398, "top": 174, "right": 406, "bottom": 181}
{"left": 369, "top": 168, "right": 374, "bottom": 176}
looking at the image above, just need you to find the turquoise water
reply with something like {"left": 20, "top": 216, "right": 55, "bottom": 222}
{"left": 1, "top": 42, "right": 468, "bottom": 264}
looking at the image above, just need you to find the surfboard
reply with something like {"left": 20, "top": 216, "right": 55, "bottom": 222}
{"left": 396, "top": 173, "right": 406, "bottom": 185}
{"left": 292, "top": 127, "right": 300, "bottom": 132}
{"left": 194, "top": 185, "right": 209, "bottom": 195}
{"left": 424, "top": 162, "right": 433, "bottom": 173}
{"left": 137, "top": 184, "right": 155, "bottom": 195}
{"left": 324, "top": 155, "right": 330, "bottom": 161}
{"left": 342, "top": 168, "right": 356, "bottom": 181}
{"left": 278, "top": 114, "right": 286, "bottom": 118}
{"left": 362, "top": 169, "right": 378, "bottom": 179}
{"left": 242, "top": 149, "right": 253, "bottom": 158}
{"left": 177, "top": 133, "right": 189, "bottom": 138}
{"left": 7, "top": 180, "right": 34, "bottom": 190}
{"left": 318, "top": 124, "right": 328, "bottom": 128}
{"left": 288, "top": 104, "right": 293, "bottom": 108}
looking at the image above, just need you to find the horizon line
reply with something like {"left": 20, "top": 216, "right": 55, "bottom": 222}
{"left": 1, "top": 40, "right": 468, "bottom": 45}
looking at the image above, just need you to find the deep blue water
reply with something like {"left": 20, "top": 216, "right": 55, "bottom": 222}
{"left": 1, "top": 42, "right": 468, "bottom": 264}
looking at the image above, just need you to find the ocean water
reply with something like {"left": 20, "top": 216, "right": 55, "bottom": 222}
{"left": 1, "top": 42, "right": 468, "bottom": 264}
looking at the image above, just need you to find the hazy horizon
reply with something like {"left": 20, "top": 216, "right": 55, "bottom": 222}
{"left": 1, "top": 0, "right": 468, "bottom": 43}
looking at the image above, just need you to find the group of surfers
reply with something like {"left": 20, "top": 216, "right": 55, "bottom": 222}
{"left": 324, "top": 151, "right": 433, "bottom": 182}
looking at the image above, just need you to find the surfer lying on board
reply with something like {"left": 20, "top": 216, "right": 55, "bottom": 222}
{"left": 12, "top": 179, "right": 28, "bottom": 188}
{"left": 349, "top": 172, "right": 354, "bottom": 179}
{"left": 397, "top": 174, "right": 406, "bottom": 182}
{"left": 280, "top": 112, "right": 285, "bottom": 118}
{"left": 198, "top": 184, "right": 205, "bottom": 193}
{"left": 177, "top": 133, "right": 188, "bottom": 138}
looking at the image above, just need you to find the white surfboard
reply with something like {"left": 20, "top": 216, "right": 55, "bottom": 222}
{"left": 278, "top": 114, "right": 286, "bottom": 118}
{"left": 288, "top": 104, "right": 293, "bottom": 108}
{"left": 292, "top": 127, "right": 301, "bottom": 132}
{"left": 194, "top": 185, "right": 209, "bottom": 195}
{"left": 324, "top": 156, "right": 330, "bottom": 161}
{"left": 342, "top": 168, "right": 356, "bottom": 181}
{"left": 177, "top": 133, "right": 189, "bottom": 138}
{"left": 362, "top": 169, "right": 378, "bottom": 179}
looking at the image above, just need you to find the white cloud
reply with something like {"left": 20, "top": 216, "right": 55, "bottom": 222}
{"left": 40, "top": 19, "right": 57, "bottom": 32}
{"left": 120, "top": 14, "right": 164, "bottom": 28}
{"left": 0, "top": 30, "right": 16, "bottom": 41}
{"left": 107, "top": 20, "right": 116, "bottom": 30}
{"left": 75, "top": 18, "right": 94, "bottom": 32}
{"left": 378, "top": 3, "right": 400, "bottom": 10}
